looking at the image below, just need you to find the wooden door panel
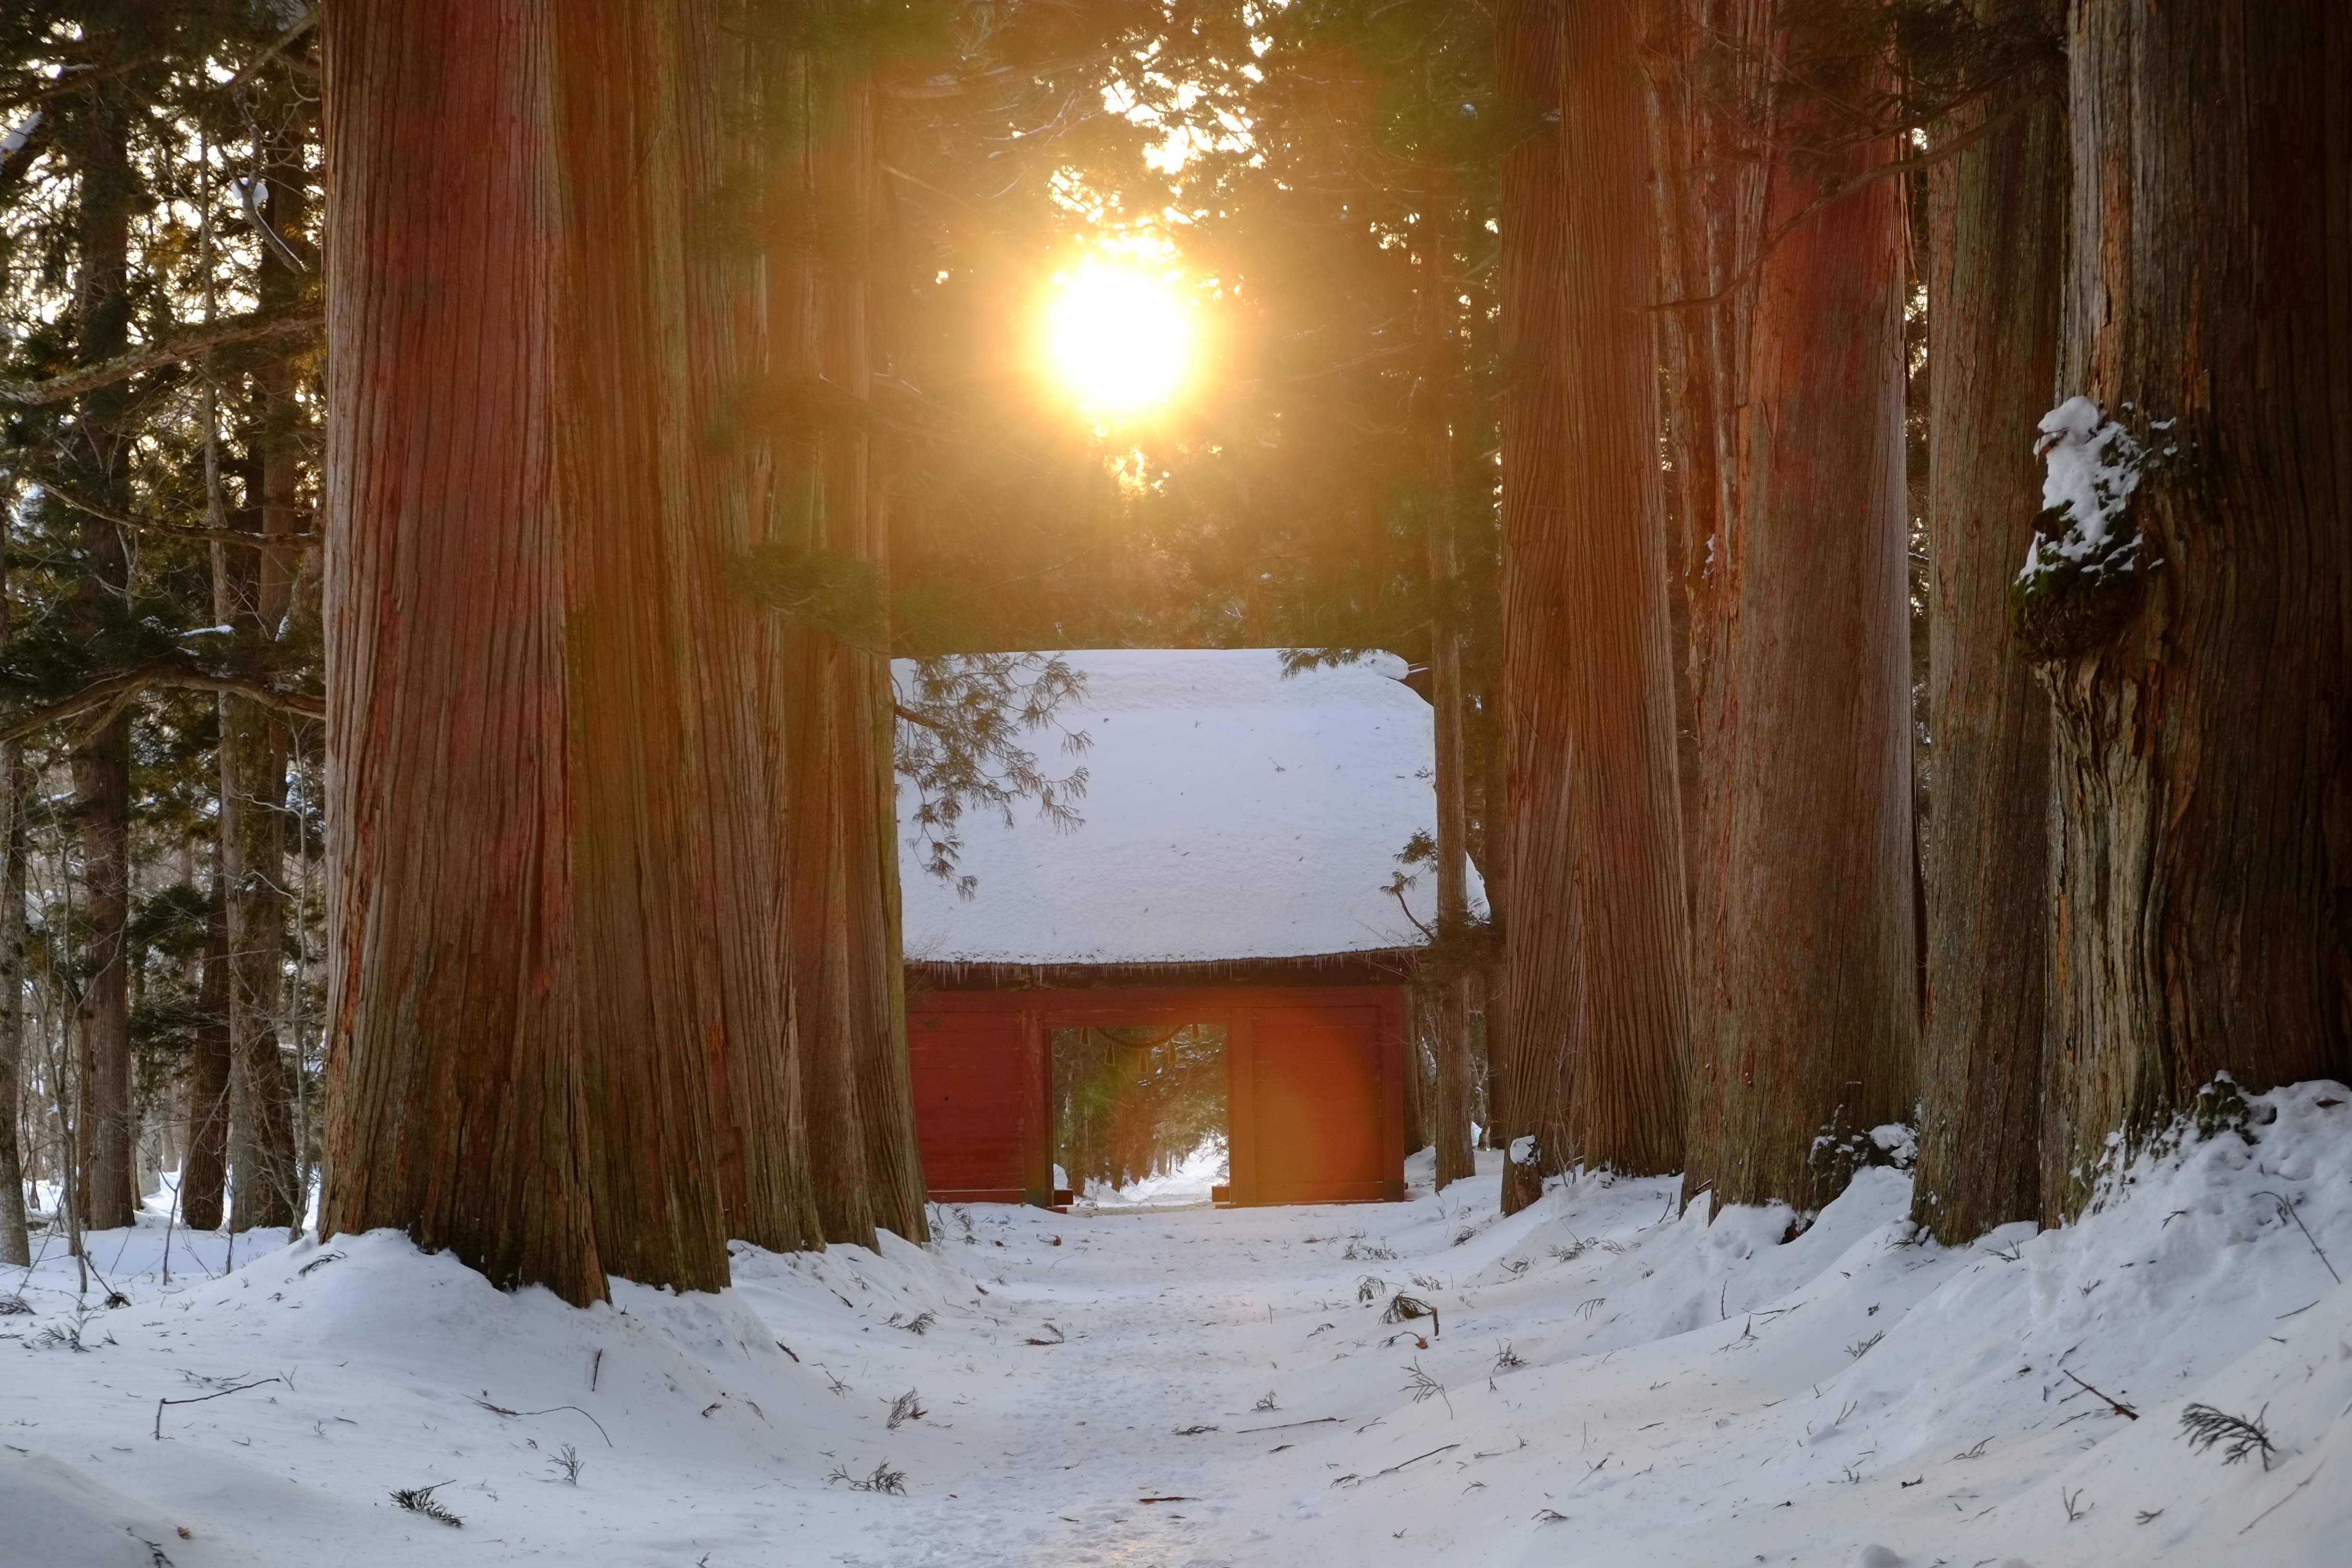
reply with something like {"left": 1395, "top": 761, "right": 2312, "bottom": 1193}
{"left": 908, "top": 1011, "right": 1030, "bottom": 1201}
{"left": 1250, "top": 1005, "right": 1386, "bottom": 1203}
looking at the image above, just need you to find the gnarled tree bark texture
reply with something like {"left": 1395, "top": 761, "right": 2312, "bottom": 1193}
{"left": 1652, "top": 0, "right": 1918, "bottom": 1217}
{"left": 1495, "top": 0, "right": 1586, "bottom": 1214}
{"left": 1909, "top": 15, "right": 2065, "bottom": 1243}
{"left": 1552, "top": 0, "right": 1692, "bottom": 1181}
{"left": 2033, "top": 0, "right": 2351, "bottom": 1220}
{"left": 325, "top": 0, "right": 833, "bottom": 1300}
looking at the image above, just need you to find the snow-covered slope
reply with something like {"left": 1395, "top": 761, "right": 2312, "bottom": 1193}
{"left": 896, "top": 649, "right": 1485, "bottom": 965}
{"left": 7, "top": 1080, "right": 2348, "bottom": 1566}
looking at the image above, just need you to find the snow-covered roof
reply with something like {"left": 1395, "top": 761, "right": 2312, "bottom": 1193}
{"left": 896, "top": 648, "right": 1482, "bottom": 967}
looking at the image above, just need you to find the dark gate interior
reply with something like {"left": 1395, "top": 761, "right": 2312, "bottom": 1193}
{"left": 906, "top": 984, "right": 1405, "bottom": 1207}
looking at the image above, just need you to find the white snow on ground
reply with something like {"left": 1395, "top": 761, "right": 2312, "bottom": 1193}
{"left": 7, "top": 1080, "right": 2351, "bottom": 1567}
{"left": 897, "top": 649, "right": 1486, "bottom": 965}
{"left": 1069, "top": 1142, "right": 1231, "bottom": 1213}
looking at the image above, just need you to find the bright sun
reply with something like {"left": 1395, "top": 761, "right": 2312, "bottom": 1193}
{"left": 1046, "top": 265, "right": 1193, "bottom": 412}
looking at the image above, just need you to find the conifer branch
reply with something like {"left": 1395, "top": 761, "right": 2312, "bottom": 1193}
{"left": 1649, "top": 68, "right": 2060, "bottom": 314}
{"left": 1, "top": 664, "right": 323, "bottom": 744}
{"left": 29, "top": 476, "right": 316, "bottom": 547}
{"left": 0, "top": 309, "right": 323, "bottom": 407}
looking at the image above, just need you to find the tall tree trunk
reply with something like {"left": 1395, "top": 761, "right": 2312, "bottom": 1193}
{"left": 223, "top": 115, "right": 307, "bottom": 1234}
{"left": 0, "top": 505, "right": 26, "bottom": 1264}
{"left": 326, "top": 0, "right": 773, "bottom": 1302}
{"left": 1663, "top": 3, "right": 1919, "bottom": 1217}
{"left": 851, "top": 631, "right": 928, "bottom": 1241}
{"left": 834, "top": 67, "right": 925, "bottom": 1245}
{"left": 0, "top": 734, "right": 25, "bottom": 1266}
{"left": 323, "top": 0, "right": 604, "bottom": 1302}
{"left": 68, "top": 77, "right": 137, "bottom": 1234}
{"left": 1495, "top": 0, "right": 1583, "bottom": 1213}
{"left": 1421, "top": 208, "right": 1477, "bottom": 1191}
{"left": 772, "top": 24, "right": 878, "bottom": 1247}
{"left": 771, "top": 12, "right": 933, "bottom": 1245}
{"left": 181, "top": 880, "right": 232, "bottom": 1233}
{"left": 2030, "top": 0, "right": 2351, "bottom": 1219}
{"left": 786, "top": 654, "right": 876, "bottom": 1247}
{"left": 1551, "top": 0, "right": 1693, "bottom": 1178}
{"left": 1909, "top": 15, "right": 2065, "bottom": 1242}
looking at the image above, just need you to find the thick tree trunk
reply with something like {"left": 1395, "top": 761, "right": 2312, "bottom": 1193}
{"left": 326, "top": 0, "right": 788, "bottom": 1301}
{"left": 554, "top": 0, "right": 760, "bottom": 1294}
{"left": 2032, "top": 0, "right": 2351, "bottom": 1219}
{"left": 68, "top": 79, "right": 137, "bottom": 1234}
{"left": 1551, "top": 0, "right": 1693, "bottom": 1178}
{"left": 1663, "top": 4, "right": 1918, "bottom": 1217}
{"left": 182, "top": 886, "right": 232, "bottom": 1233}
{"left": 1909, "top": 21, "right": 2064, "bottom": 1242}
{"left": 322, "top": 0, "right": 604, "bottom": 1302}
{"left": 1494, "top": 0, "right": 1583, "bottom": 1214}
{"left": 0, "top": 740, "right": 25, "bottom": 1265}
{"left": 222, "top": 119, "right": 307, "bottom": 1234}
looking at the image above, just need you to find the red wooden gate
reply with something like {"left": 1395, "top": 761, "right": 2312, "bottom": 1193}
{"left": 906, "top": 985, "right": 1406, "bottom": 1207}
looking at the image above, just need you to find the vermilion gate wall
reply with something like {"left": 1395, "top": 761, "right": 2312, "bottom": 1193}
{"left": 906, "top": 985, "right": 1407, "bottom": 1207}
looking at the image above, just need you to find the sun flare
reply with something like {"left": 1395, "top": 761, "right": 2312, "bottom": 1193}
{"left": 1046, "top": 265, "right": 1193, "bottom": 412}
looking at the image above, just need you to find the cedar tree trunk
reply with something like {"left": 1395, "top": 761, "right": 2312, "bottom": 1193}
{"left": 182, "top": 882, "right": 232, "bottom": 1233}
{"left": 1909, "top": 20, "right": 2065, "bottom": 1242}
{"left": 1421, "top": 210, "right": 1477, "bottom": 1191}
{"left": 1495, "top": 0, "right": 1586, "bottom": 1213}
{"left": 326, "top": 0, "right": 818, "bottom": 1296}
{"left": 1667, "top": 4, "right": 1919, "bottom": 1217}
{"left": 68, "top": 77, "right": 137, "bottom": 1233}
{"left": 223, "top": 117, "right": 306, "bottom": 1233}
{"left": 2031, "top": 0, "right": 2352, "bottom": 1218}
{"left": 1552, "top": 0, "right": 1693, "bottom": 1178}
{"left": 0, "top": 739, "right": 24, "bottom": 1265}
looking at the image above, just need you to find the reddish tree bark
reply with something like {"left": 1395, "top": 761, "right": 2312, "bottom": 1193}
{"left": 1494, "top": 0, "right": 1586, "bottom": 1213}
{"left": 1551, "top": 0, "right": 1693, "bottom": 1179}
{"left": 1654, "top": 1, "right": 1918, "bottom": 1217}
{"left": 2031, "top": 0, "right": 2351, "bottom": 1217}
{"left": 1910, "top": 14, "right": 2064, "bottom": 1242}
{"left": 771, "top": 15, "right": 930, "bottom": 1246}
{"left": 321, "top": 0, "right": 606, "bottom": 1302}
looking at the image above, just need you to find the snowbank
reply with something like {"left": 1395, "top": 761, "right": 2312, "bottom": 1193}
{"left": 6, "top": 1081, "right": 2347, "bottom": 1566}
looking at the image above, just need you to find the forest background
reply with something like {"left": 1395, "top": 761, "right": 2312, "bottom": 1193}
{"left": 0, "top": 0, "right": 2342, "bottom": 1308}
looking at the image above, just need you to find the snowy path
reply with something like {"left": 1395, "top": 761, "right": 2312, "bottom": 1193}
{"left": 8, "top": 1084, "right": 2352, "bottom": 1567}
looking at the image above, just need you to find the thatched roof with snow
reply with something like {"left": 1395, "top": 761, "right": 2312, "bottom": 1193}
{"left": 896, "top": 648, "right": 1480, "bottom": 974}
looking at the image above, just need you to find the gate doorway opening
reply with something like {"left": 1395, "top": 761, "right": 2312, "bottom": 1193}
{"left": 1052, "top": 1023, "right": 1228, "bottom": 1209}
{"left": 906, "top": 985, "right": 1406, "bottom": 1209}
